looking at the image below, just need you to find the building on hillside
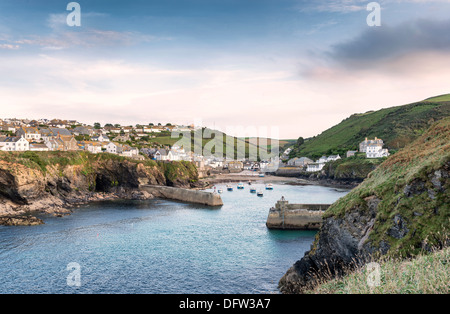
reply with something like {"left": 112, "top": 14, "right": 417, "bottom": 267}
{"left": 287, "top": 157, "right": 313, "bottom": 167}
{"left": 92, "top": 134, "right": 110, "bottom": 142}
{"left": 45, "top": 134, "right": 78, "bottom": 151}
{"left": 16, "top": 127, "right": 41, "bottom": 142}
{"left": 0, "top": 136, "right": 30, "bottom": 151}
{"left": 359, "top": 137, "right": 390, "bottom": 158}
{"left": 71, "top": 126, "right": 93, "bottom": 136}
{"left": 346, "top": 150, "right": 358, "bottom": 158}
{"left": 327, "top": 155, "right": 341, "bottom": 162}
{"left": 227, "top": 161, "right": 244, "bottom": 171}
{"left": 121, "top": 145, "right": 139, "bottom": 157}
{"left": 113, "top": 134, "right": 130, "bottom": 142}
{"left": 359, "top": 137, "right": 383, "bottom": 153}
{"left": 105, "top": 142, "right": 123, "bottom": 154}
{"left": 30, "top": 143, "right": 49, "bottom": 151}
{"left": 306, "top": 163, "right": 325, "bottom": 172}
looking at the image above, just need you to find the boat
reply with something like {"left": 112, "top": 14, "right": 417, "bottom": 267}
{"left": 227, "top": 185, "right": 233, "bottom": 191}
{"left": 257, "top": 191, "right": 264, "bottom": 197}
{"left": 250, "top": 188, "right": 257, "bottom": 193}
{"left": 259, "top": 173, "right": 265, "bottom": 177}
{"left": 218, "top": 189, "right": 223, "bottom": 194}
{"left": 237, "top": 182, "right": 244, "bottom": 189}
{"left": 265, "top": 184, "right": 273, "bottom": 190}
{"left": 248, "top": 180, "right": 252, "bottom": 185}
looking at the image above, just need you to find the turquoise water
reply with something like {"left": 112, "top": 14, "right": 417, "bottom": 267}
{"left": 0, "top": 183, "right": 348, "bottom": 294}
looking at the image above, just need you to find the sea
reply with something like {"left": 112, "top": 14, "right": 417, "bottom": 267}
{"left": 0, "top": 182, "right": 348, "bottom": 294}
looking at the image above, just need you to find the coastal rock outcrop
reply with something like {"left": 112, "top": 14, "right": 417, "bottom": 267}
{"left": 0, "top": 152, "right": 201, "bottom": 225}
{"left": 279, "top": 118, "right": 450, "bottom": 293}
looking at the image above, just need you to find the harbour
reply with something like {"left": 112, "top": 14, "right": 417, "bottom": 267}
{"left": 0, "top": 182, "right": 348, "bottom": 294}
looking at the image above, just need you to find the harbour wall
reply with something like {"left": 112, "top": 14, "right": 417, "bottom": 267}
{"left": 140, "top": 185, "right": 223, "bottom": 207}
{"left": 266, "top": 198, "right": 330, "bottom": 230}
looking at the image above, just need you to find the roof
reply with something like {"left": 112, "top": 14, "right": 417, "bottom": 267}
{"left": 49, "top": 127, "right": 72, "bottom": 136}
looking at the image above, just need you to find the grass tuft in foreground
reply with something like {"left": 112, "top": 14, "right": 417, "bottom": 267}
{"left": 307, "top": 246, "right": 449, "bottom": 294}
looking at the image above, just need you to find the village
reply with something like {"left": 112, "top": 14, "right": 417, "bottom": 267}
{"left": 0, "top": 118, "right": 280, "bottom": 174}
{"left": 0, "top": 118, "right": 390, "bottom": 175}
{"left": 281, "top": 136, "right": 390, "bottom": 172}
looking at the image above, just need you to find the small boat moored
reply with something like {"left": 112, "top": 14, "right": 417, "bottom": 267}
{"left": 237, "top": 182, "right": 244, "bottom": 189}
{"left": 227, "top": 185, "right": 233, "bottom": 191}
{"left": 218, "top": 189, "right": 223, "bottom": 194}
{"left": 250, "top": 188, "right": 257, "bottom": 193}
{"left": 265, "top": 184, "right": 273, "bottom": 190}
{"left": 257, "top": 191, "right": 264, "bottom": 197}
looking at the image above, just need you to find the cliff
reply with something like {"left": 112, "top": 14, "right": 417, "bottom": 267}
{"left": 279, "top": 117, "right": 450, "bottom": 293}
{"left": 0, "top": 152, "right": 201, "bottom": 225}
{"left": 274, "top": 158, "right": 383, "bottom": 188}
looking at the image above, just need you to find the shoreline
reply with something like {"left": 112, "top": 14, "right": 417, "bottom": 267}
{"left": 1, "top": 173, "right": 356, "bottom": 226}
{"left": 200, "top": 171, "right": 358, "bottom": 190}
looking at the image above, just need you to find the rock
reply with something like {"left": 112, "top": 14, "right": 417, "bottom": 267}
{"left": 0, "top": 215, "right": 44, "bottom": 226}
{"left": 387, "top": 214, "right": 409, "bottom": 239}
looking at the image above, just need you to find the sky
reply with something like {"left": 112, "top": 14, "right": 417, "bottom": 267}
{"left": 0, "top": 0, "right": 450, "bottom": 139}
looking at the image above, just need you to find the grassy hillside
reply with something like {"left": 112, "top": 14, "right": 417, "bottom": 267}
{"left": 308, "top": 246, "right": 449, "bottom": 294}
{"left": 290, "top": 95, "right": 450, "bottom": 159}
{"left": 324, "top": 117, "right": 450, "bottom": 257}
{"left": 156, "top": 128, "right": 275, "bottom": 159}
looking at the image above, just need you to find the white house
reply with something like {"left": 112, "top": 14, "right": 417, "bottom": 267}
{"left": 16, "top": 127, "right": 41, "bottom": 142}
{"left": 306, "top": 163, "right": 325, "bottom": 172}
{"left": 121, "top": 145, "right": 139, "bottom": 157}
{"left": 0, "top": 136, "right": 29, "bottom": 151}
{"left": 105, "top": 142, "right": 122, "bottom": 154}
{"left": 327, "top": 155, "right": 341, "bottom": 162}
{"left": 86, "top": 142, "right": 103, "bottom": 154}
{"left": 317, "top": 156, "right": 328, "bottom": 164}
{"left": 92, "top": 134, "right": 110, "bottom": 142}
{"left": 360, "top": 137, "right": 390, "bottom": 158}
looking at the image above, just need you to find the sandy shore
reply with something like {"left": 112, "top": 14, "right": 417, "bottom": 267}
{"left": 200, "top": 171, "right": 312, "bottom": 186}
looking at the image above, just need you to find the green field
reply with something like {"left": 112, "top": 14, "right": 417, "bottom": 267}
{"left": 424, "top": 94, "right": 450, "bottom": 102}
{"left": 290, "top": 96, "right": 450, "bottom": 159}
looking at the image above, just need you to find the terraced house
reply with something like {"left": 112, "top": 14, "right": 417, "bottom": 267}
{"left": 0, "top": 136, "right": 29, "bottom": 151}
{"left": 16, "top": 127, "right": 41, "bottom": 142}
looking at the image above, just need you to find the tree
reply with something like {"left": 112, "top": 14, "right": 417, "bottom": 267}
{"left": 296, "top": 137, "right": 304, "bottom": 146}
{"left": 94, "top": 122, "right": 101, "bottom": 129}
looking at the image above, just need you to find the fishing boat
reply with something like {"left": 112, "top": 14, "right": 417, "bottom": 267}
{"left": 257, "top": 191, "right": 264, "bottom": 197}
{"left": 218, "top": 189, "right": 223, "bottom": 194}
{"left": 227, "top": 185, "right": 233, "bottom": 191}
{"left": 250, "top": 188, "right": 257, "bottom": 193}
{"left": 259, "top": 173, "right": 265, "bottom": 177}
{"left": 237, "top": 182, "right": 244, "bottom": 189}
{"left": 265, "top": 183, "right": 273, "bottom": 190}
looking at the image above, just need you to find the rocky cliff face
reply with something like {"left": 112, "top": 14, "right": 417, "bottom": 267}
{"left": 0, "top": 153, "right": 200, "bottom": 225}
{"left": 279, "top": 118, "right": 450, "bottom": 293}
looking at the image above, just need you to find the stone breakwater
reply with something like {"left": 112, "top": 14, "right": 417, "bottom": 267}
{"left": 140, "top": 185, "right": 223, "bottom": 207}
{"left": 266, "top": 198, "right": 330, "bottom": 230}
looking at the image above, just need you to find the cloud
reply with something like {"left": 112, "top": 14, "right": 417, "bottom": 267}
{"left": 298, "top": 0, "right": 368, "bottom": 13}
{"left": 0, "top": 44, "right": 19, "bottom": 50}
{"left": 309, "top": 18, "right": 450, "bottom": 72}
